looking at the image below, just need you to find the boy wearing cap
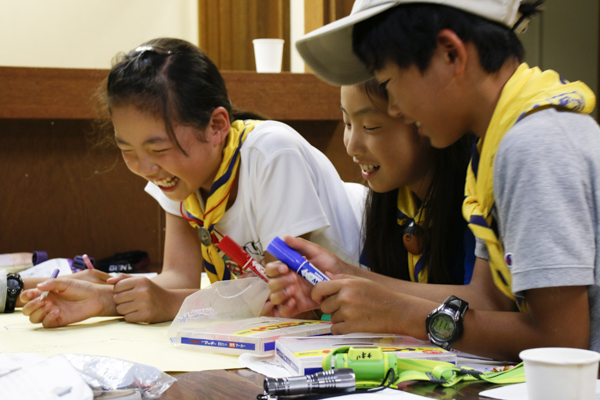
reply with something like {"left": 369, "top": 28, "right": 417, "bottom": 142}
{"left": 269, "top": 0, "right": 600, "bottom": 361}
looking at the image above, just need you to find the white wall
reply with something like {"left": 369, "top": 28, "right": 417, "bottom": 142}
{"left": 0, "top": 0, "right": 198, "bottom": 69}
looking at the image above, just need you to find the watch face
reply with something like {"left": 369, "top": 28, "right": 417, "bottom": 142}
{"left": 429, "top": 313, "right": 456, "bottom": 341}
{"left": 7, "top": 275, "right": 23, "bottom": 294}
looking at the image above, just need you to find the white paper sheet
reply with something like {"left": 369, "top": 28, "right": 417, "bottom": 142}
{"left": 0, "top": 353, "right": 45, "bottom": 377}
{"left": 0, "top": 354, "right": 93, "bottom": 399}
{"left": 19, "top": 258, "right": 73, "bottom": 278}
{"left": 479, "top": 380, "right": 600, "bottom": 399}
{"left": 238, "top": 353, "right": 292, "bottom": 378}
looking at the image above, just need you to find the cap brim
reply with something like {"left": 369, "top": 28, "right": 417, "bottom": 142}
{"left": 296, "top": 2, "right": 399, "bottom": 86}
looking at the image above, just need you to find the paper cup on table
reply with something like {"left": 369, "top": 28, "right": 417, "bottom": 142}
{"left": 253, "top": 38, "right": 284, "bottom": 73}
{"left": 520, "top": 347, "right": 600, "bottom": 400}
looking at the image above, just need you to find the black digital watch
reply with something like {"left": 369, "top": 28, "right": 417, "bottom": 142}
{"left": 5, "top": 273, "right": 24, "bottom": 313}
{"left": 425, "top": 295, "right": 469, "bottom": 350}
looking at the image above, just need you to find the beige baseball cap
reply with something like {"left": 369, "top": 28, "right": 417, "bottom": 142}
{"left": 296, "top": 0, "right": 525, "bottom": 86}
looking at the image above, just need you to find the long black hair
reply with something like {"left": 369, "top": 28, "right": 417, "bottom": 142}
{"left": 360, "top": 80, "right": 474, "bottom": 284}
{"left": 352, "top": 1, "right": 544, "bottom": 74}
{"left": 96, "top": 38, "right": 265, "bottom": 152}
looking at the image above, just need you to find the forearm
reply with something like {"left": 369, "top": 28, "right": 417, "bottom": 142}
{"left": 151, "top": 268, "right": 201, "bottom": 289}
{"left": 160, "top": 288, "right": 201, "bottom": 320}
{"left": 417, "top": 286, "right": 590, "bottom": 361}
{"left": 356, "top": 258, "right": 514, "bottom": 311}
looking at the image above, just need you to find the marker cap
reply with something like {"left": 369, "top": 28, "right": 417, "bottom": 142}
{"left": 266, "top": 237, "right": 306, "bottom": 273}
{"left": 217, "top": 236, "right": 250, "bottom": 266}
{"left": 32, "top": 251, "right": 48, "bottom": 265}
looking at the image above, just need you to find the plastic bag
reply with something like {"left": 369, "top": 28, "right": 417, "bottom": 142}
{"left": 169, "top": 277, "right": 270, "bottom": 329}
{"left": 61, "top": 354, "right": 176, "bottom": 399}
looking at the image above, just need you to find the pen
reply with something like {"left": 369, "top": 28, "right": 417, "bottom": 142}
{"left": 266, "top": 237, "right": 329, "bottom": 286}
{"left": 40, "top": 268, "right": 60, "bottom": 301}
{"left": 216, "top": 236, "right": 269, "bottom": 282}
{"left": 82, "top": 254, "right": 95, "bottom": 270}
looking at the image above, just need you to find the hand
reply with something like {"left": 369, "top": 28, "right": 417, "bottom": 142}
{"left": 266, "top": 236, "right": 351, "bottom": 317}
{"left": 65, "top": 269, "right": 112, "bottom": 284}
{"left": 20, "top": 279, "right": 115, "bottom": 328}
{"left": 108, "top": 274, "right": 178, "bottom": 323}
{"left": 266, "top": 261, "right": 320, "bottom": 317}
{"left": 312, "top": 274, "right": 408, "bottom": 335}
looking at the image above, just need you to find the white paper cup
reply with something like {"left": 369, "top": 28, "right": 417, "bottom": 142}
{"left": 520, "top": 347, "right": 600, "bottom": 400}
{"left": 252, "top": 38, "right": 284, "bottom": 73}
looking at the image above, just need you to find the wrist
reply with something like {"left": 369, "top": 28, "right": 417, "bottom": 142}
{"left": 100, "top": 284, "right": 119, "bottom": 316}
{"left": 425, "top": 295, "right": 469, "bottom": 350}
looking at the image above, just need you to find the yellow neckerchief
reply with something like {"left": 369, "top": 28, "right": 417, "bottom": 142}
{"left": 181, "top": 120, "right": 261, "bottom": 284}
{"left": 463, "top": 63, "right": 595, "bottom": 309}
{"left": 397, "top": 186, "right": 428, "bottom": 283}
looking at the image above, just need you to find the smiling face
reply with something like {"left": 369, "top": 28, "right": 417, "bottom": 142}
{"left": 112, "top": 106, "right": 224, "bottom": 202}
{"left": 341, "top": 85, "right": 435, "bottom": 196}
{"left": 374, "top": 53, "right": 470, "bottom": 149}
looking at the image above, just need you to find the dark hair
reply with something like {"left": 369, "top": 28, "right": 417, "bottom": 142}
{"left": 353, "top": 1, "right": 544, "bottom": 74}
{"left": 98, "top": 38, "right": 265, "bottom": 153}
{"left": 360, "top": 79, "right": 475, "bottom": 284}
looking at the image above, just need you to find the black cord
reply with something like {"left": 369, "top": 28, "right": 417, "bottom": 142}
{"left": 365, "top": 367, "right": 396, "bottom": 393}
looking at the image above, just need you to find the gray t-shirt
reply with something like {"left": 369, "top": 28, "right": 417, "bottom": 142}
{"left": 474, "top": 107, "right": 600, "bottom": 353}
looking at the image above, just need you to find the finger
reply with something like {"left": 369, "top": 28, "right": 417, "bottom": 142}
{"left": 330, "top": 321, "right": 349, "bottom": 335}
{"left": 113, "top": 276, "right": 145, "bottom": 295}
{"left": 265, "top": 261, "right": 289, "bottom": 279}
{"left": 106, "top": 273, "right": 132, "bottom": 285}
{"left": 261, "top": 300, "right": 276, "bottom": 316}
{"left": 123, "top": 309, "right": 149, "bottom": 324}
{"left": 277, "top": 298, "right": 299, "bottom": 318}
{"left": 268, "top": 271, "right": 300, "bottom": 293}
{"left": 21, "top": 297, "right": 46, "bottom": 316}
{"left": 36, "top": 278, "right": 73, "bottom": 293}
{"left": 26, "top": 299, "right": 55, "bottom": 323}
{"left": 283, "top": 235, "right": 327, "bottom": 259}
{"left": 327, "top": 273, "right": 350, "bottom": 281}
{"left": 115, "top": 298, "right": 138, "bottom": 316}
{"left": 268, "top": 285, "right": 295, "bottom": 306}
{"left": 20, "top": 289, "right": 42, "bottom": 304}
{"left": 311, "top": 280, "right": 342, "bottom": 303}
{"left": 319, "top": 291, "right": 341, "bottom": 315}
{"left": 41, "top": 309, "right": 63, "bottom": 328}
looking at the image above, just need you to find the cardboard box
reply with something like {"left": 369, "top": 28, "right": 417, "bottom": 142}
{"left": 170, "top": 317, "right": 332, "bottom": 356}
{"left": 275, "top": 334, "right": 457, "bottom": 375}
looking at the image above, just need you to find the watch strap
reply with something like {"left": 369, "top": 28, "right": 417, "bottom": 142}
{"left": 0, "top": 270, "right": 6, "bottom": 313}
{"left": 4, "top": 273, "right": 23, "bottom": 313}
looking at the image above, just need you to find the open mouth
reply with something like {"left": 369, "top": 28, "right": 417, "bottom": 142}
{"left": 153, "top": 176, "right": 179, "bottom": 189}
{"left": 360, "top": 164, "right": 380, "bottom": 174}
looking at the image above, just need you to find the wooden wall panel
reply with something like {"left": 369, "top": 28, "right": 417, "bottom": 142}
{"left": 0, "top": 119, "right": 163, "bottom": 264}
{"left": 198, "top": 0, "right": 290, "bottom": 71}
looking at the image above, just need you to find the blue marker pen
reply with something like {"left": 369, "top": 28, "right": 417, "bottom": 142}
{"left": 266, "top": 237, "right": 329, "bottom": 285}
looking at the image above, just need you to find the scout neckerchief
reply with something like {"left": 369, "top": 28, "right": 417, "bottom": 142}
{"left": 463, "top": 63, "right": 596, "bottom": 309}
{"left": 397, "top": 186, "right": 428, "bottom": 283}
{"left": 181, "top": 119, "right": 261, "bottom": 284}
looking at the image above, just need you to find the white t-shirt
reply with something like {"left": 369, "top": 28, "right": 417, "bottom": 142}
{"left": 145, "top": 120, "right": 366, "bottom": 273}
